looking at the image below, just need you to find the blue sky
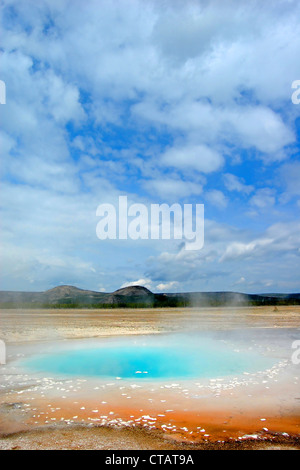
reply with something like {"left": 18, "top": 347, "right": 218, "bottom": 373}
{"left": 1, "top": 0, "right": 300, "bottom": 294}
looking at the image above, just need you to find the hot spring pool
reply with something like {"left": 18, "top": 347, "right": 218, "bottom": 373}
{"left": 23, "top": 335, "right": 275, "bottom": 381}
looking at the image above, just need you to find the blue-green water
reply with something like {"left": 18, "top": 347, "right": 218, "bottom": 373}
{"left": 24, "top": 336, "right": 275, "bottom": 380}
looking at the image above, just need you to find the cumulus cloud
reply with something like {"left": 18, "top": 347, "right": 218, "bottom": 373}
{"left": 224, "top": 173, "right": 254, "bottom": 194}
{"left": 145, "top": 219, "right": 300, "bottom": 292}
{"left": 220, "top": 221, "right": 300, "bottom": 263}
{"left": 278, "top": 161, "right": 300, "bottom": 201}
{"left": 156, "top": 281, "right": 179, "bottom": 292}
{"left": 142, "top": 177, "right": 203, "bottom": 200}
{"left": 205, "top": 190, "right": 228, "bottom": 208}
{"left": 220, "top": 238, "right": 275, "bottom": 262}
{"left": 161, "top": 144, "right": 224, "bottom": 173}
{"left": 250, "top": 188, "right": 276, "bottom": 209}
{"left": 121, "top": 278, "right": 153, "bottom": 290}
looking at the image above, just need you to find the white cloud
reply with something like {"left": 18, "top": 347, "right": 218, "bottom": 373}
{"left": 205, "top": 190, "right": 228, "bottom": 208}
{"left": 224, "top": 173, "right": 254, "bottom": 194}
{"left": 220, "top": 238, "right": 274, "bottom": 262}
{"left": 44, "top": 72, "right": 85, "bottom": 124}
{"left": 133, "top": 101, "right": 295, "bottom": 162}
{"left": 161, "top": 144, "right": 224, "bottom": 173}
{"left": 228, "top": 106, "right": 294, "bottom": 156}
{"left": 234, "top": 276, "right": 246, "bottom": 285}
{"left": 121, "top": 278, "right": 153, "bottom": 290}
{"left": 279, "top": 161, "right": 300, "bottom": 199}
{"left": 0, "top": 130, "right": 15, "bottom": 155}
{"left": 156, "top": 281, "right": 179, "bottom": 292}
{"left": 143, "top": 178, "right": 203, "bottom": 199}
{"left": 220, "top": 221, "right": 300, "bottom": 263}
{"left": 250, "top": 188, "right": 276, "bottom": 209}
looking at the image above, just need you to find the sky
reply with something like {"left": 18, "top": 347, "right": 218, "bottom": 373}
{"left": 0, "top": 0, "right": 300, "bottom": 294}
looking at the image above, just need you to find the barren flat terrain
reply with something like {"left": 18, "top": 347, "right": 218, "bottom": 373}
{"left": 0, "top": 306, "right": 299, "bottom": 450}
{"left": 1, "top": 305, "right": 300, "bottom": 343}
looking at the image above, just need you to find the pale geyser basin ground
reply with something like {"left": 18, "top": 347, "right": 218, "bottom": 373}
{"left": 0, "top": 306, "right": 300, "bottom": 450}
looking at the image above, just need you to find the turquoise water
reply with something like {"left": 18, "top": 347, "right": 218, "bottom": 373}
{"left": 24, "top": 335, "right": 275, "bottom": 380}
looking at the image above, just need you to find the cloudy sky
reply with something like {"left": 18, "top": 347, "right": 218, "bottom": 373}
{"left": 1, "top": 0, "right": 300, "bottom": 294}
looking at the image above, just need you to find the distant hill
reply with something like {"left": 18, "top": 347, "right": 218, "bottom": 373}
{"left": 0, "top": 285, "right": 299, "bottom": 308}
